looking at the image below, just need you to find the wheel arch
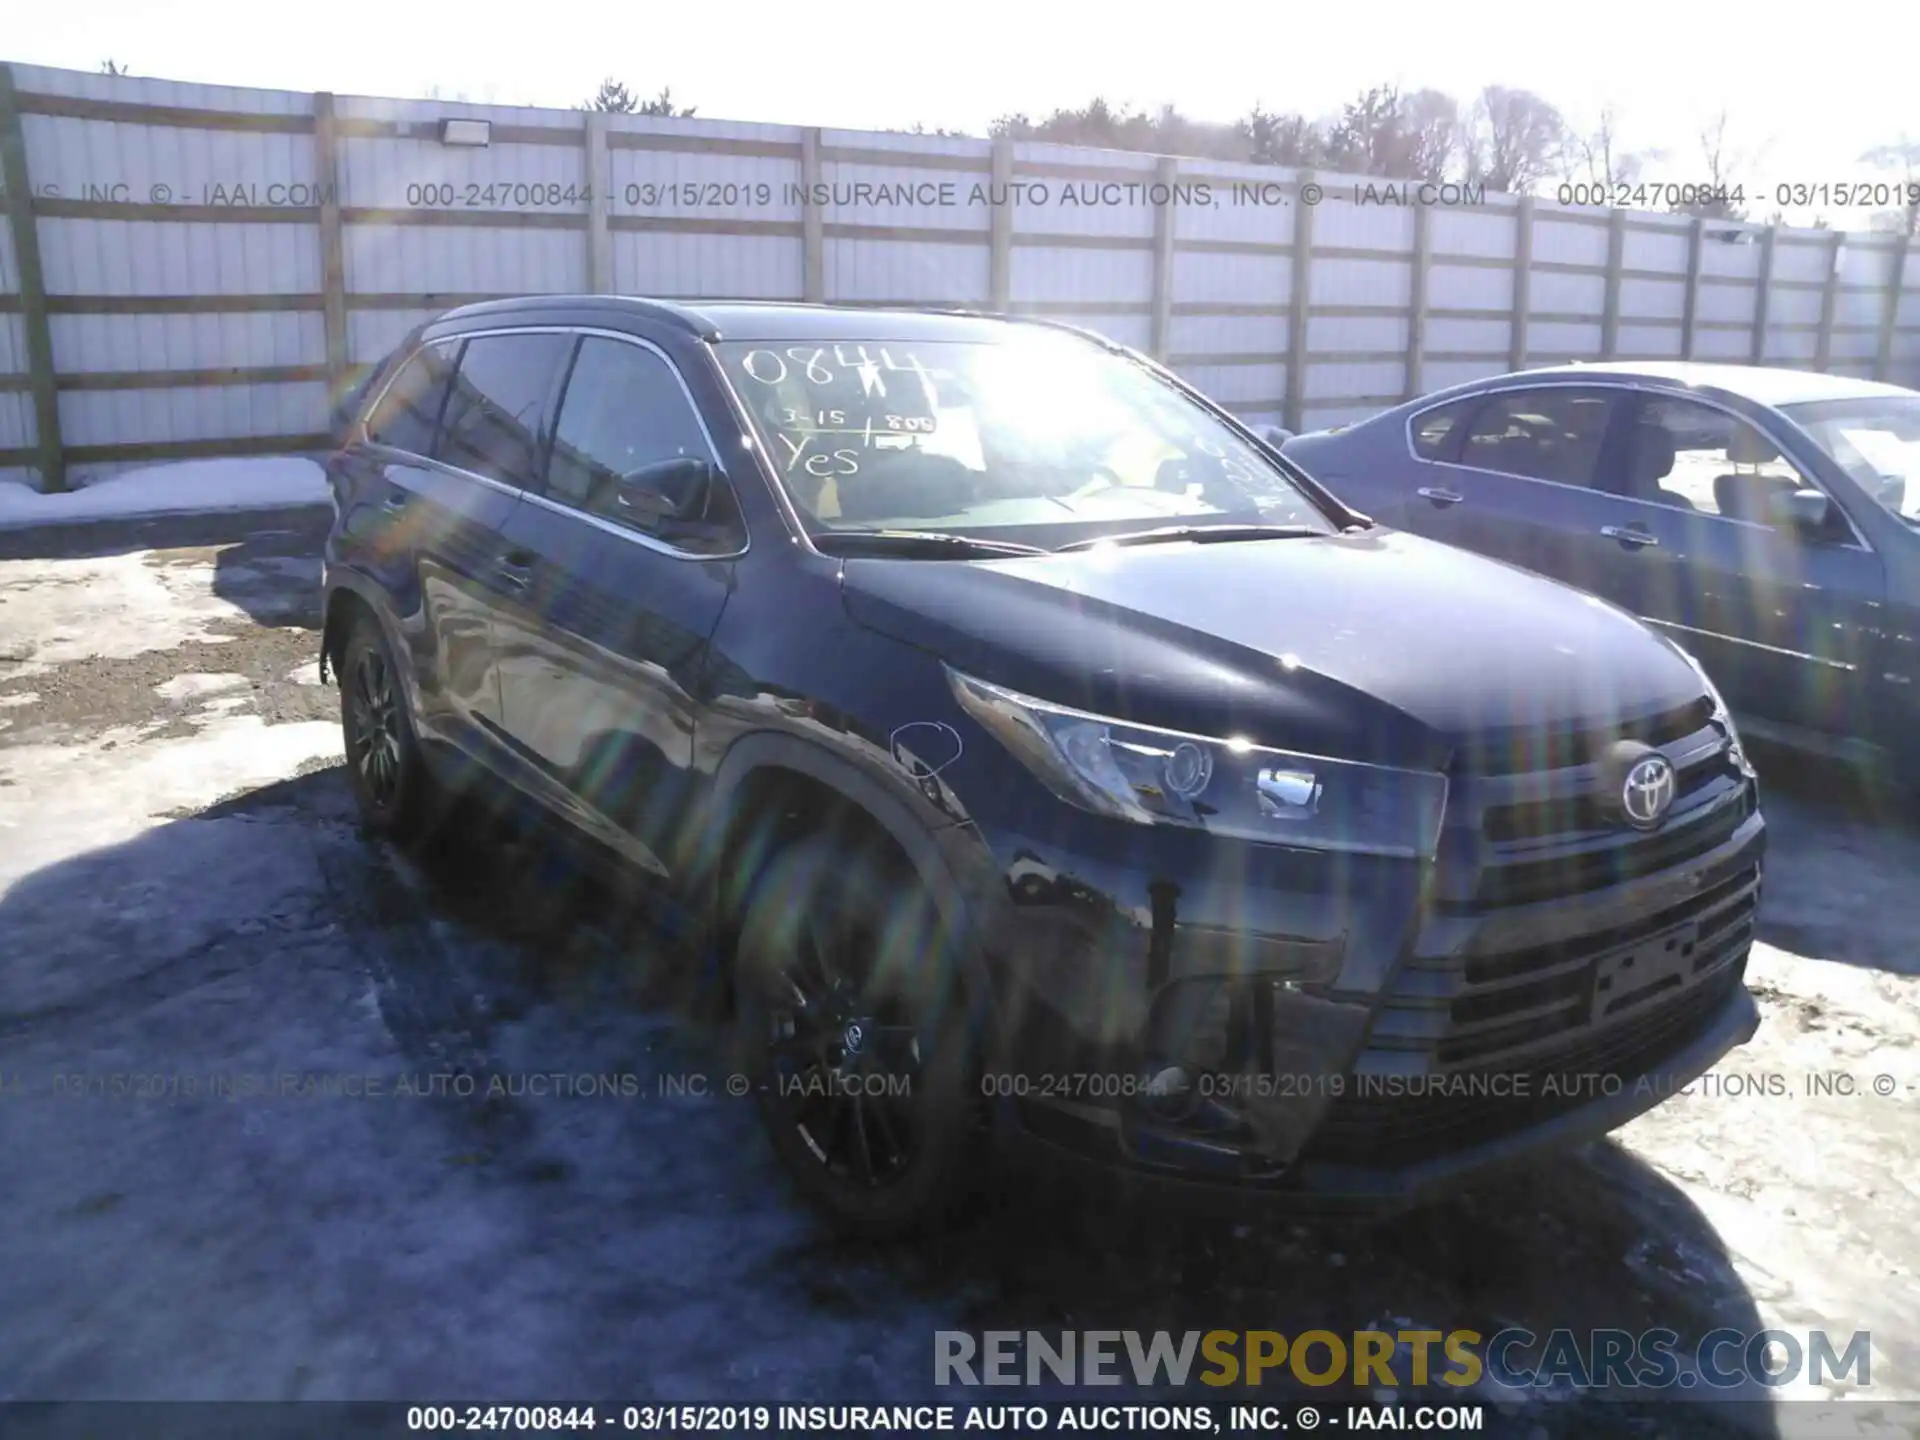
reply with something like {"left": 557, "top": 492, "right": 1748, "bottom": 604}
{"left": 697, "top": 731, "right": 1001, "bottom": 1039}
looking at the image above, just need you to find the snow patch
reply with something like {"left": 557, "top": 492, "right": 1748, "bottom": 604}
{"left": 0, "top": 692, "right": 37, "bottom": 708}
{"left": 0, "top": 458, "right": 327, "bottom": 530}
{"left": 154, "top": 673, "right": 250, "bottom": 701}
{"left": 0, "top": 552, "right": 252, "bottom": 677}
{"left": 0, "top": 715, "right": 341, "bottom": 891}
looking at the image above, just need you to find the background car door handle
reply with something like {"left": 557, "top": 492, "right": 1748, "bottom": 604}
{"left": 497, "top": 550, "right": 536, "bottom": 589}
{"left": 1601, "top": 525, "right": 1660, "bottom": 549}
{"left": 1416, "top": 486, "right": 1464, "bottom": 507}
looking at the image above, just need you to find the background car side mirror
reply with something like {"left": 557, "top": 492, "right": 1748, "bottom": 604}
{"left": 1766, "top": 487, "right": 1834, "bottom": 536}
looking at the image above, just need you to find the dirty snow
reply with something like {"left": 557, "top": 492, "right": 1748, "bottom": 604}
{"left": 0, "top": 457, "right": 327, "bottom": 530}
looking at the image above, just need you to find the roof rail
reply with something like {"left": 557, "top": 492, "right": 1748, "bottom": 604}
{"left": 436, "top": 293, "right": 718, "bottom": 339}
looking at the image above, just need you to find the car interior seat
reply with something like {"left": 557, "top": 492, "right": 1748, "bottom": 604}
{"left": 1711, "top": 428, "right": 1797, "bottom": 524}
{"left": 1624, "top": 423, "right": 1689, "bottom": 508}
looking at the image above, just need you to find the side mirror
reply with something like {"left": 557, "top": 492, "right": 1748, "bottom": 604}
{"left": 1766, "top": 487, "right": 1833, "bottom": 535}
{"left": 1254, "top": 423, "right": 1295, "bottom": 453}
{"left": 612, "top": 456, "right": 716, "bottom": 528}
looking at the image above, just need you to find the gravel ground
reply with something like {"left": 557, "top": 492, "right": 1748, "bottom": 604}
{"left": 0, "top": 510, "right": 1915, "bottom": 1440}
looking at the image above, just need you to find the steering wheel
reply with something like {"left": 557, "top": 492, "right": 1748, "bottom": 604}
{"left": 1065, "top": 465, "right": 1126, "bottom": 503}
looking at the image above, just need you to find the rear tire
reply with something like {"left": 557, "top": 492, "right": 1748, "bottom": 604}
{"left": 732, "top": 831, "right": 982, "bottom": 1238}
{"left": 339, "top": 612, "right": 435, "bottom": 842}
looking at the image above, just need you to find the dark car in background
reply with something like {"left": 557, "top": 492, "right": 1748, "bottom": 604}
{"left": 1282, "top": 363, "right": 1920, "bottom": 782}
{"left": 320, "top": 300, "right": 1764, "bottom": 1235}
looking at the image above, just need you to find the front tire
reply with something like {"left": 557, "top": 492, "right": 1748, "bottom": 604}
{"left": 339, "top": 612, "right": 434, "bottom": 842}
{"left": 732, "top": 832, "right": 981, "bottom": 1237}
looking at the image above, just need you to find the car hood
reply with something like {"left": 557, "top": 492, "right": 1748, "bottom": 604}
{"left": 839, "top": 528, "right": 1705, "bottom": 769}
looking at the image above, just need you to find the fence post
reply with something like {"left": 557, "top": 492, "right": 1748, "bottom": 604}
{"left": 1508, "top": 195, "right": 1534, "bottom": 371}
{"left": 1283, "top": 170, "right": 1314, "bottom": 434}
{"left": 1680, "top": 215, "right": 1704, "bottom": 360}
{"left": 584, "top": 110, "right": 613, "bottom": 293}
{"left": 800, "top": 127, "right": 825, "bottom": 303}
{"left": 1148, "top": 155, "right": 1178, "bottom": 362}
{"left": 988, "top": 137, "right": 1013, "bottom": 312}
{"left": 312, "top": 92, "right": 349, "bottom": 409}
{"left": 1750, "top": 226, "right": 1776, "bottom": 364}
{"left": 1815, "top": 230, "right": 1844, "bottom": 372}
{"left": 0, "top": 64, "right": 64, "bottom": 493}
{"left": 1405, "top": 202, "right": 1430, "bottom": 399}
{"left": 1601, "top": 207, "right": 1626, "bottom": 359}
{"left": 1875, "top": 232, "right": 1911, "bottom": 383}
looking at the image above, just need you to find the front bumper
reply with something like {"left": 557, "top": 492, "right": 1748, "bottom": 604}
{"left": 1000, "top": 979, "right": 1758, "bottom": 1217}
{"left": 956, "top": 716, "right": 1764, "bottom": 1208}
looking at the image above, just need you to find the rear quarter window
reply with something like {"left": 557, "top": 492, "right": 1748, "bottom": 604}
{"left": 1410, "top": 397, "right": 1476, "bottom": 460}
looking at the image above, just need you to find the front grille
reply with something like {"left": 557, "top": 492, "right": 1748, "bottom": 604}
{"left": 1304, "top": 959, "right": 1745, "bottom": 1165}
{"left": 1306, "top": 702, "right": 1763, "bottom": 1167}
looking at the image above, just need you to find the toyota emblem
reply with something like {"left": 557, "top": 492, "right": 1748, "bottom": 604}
{"left": 1621, "top": 754, "right": 1676, "bottom": 830}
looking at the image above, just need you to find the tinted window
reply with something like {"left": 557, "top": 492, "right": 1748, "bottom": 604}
{"left": 363, "top": 342, "right": 457, "bottom": 455}
{"left": 436, "top": 332, "right": 570, "bottom": 487}
{"left": 1410, "top": 397, "right": 1475, "bottom": 460}
{"left": 1458, "top": 388, "right": 1618, "bottom": 488}
{"left": 1631, "top": 395, "right": 1815, "bottom": 521}
{"left": 548, "top": 337, "right": 728, "bottom": 535}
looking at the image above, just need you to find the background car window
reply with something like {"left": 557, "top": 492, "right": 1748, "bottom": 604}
{"left": 548, "top": 337, "right": 735, "bottom": 544}
{"left": 1630, "top": 396, "right": 1813, "bottom": 521}
{"left": 435, "top": 332, "right": 570, "bottom": 487}
{"left": 362, "top": 342, "right": 458, "bottom": 455}
{"left": 1410, "top": 397, "right": 1475, "bottom": 460}
{"left": 1457, "top": 389, "right": 1616, "bottom": 487}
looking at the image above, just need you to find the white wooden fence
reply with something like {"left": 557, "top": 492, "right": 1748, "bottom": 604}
{"left": 2, "top": 59, "right": 1917, "bottom": 492}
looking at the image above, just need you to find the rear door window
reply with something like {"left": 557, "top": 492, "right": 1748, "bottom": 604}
{"left": 435, "top": 332, "right": 572, "bottom": 488}
{"left": 1457, "top": 388, "right": 1621, "bottom": 489}
{"left": 363, "top": 342, "right": 459, "bottom": 456}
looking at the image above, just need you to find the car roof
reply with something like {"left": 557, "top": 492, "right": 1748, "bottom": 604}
{"left": 1506, "top": 360, "right": 1916, "bottom": 408}
{"left": 429, "top": 294, "right": 1093, "bottom": 346}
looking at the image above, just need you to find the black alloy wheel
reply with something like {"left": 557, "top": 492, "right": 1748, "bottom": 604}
{"left": 733, "top": 833, "right": 979, "bottom": 1235}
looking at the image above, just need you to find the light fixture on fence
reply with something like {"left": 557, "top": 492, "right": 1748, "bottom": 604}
{"left": 438, "top": 118, "right": 491, "bottom": 147}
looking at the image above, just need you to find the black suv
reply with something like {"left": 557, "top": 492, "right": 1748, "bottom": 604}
{"left": 321, "top": 297, "right": 1766, "bottom": 1234}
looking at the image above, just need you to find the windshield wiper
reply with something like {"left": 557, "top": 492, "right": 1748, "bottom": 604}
{"left": 1053, "top": 523, "right": 1331, "bottom": 553}
{"left": 809, "top": 528, "right": 1051, "bottom": 558}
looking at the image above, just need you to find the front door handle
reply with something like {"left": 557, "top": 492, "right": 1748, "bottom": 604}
{"left": 497, "top": 550, "right": 536, "bottom": 589}
{"left": 1601, "top": 525, "right": 1659, "bottom": 549}
{"left": 1416, "top": 486, "right": 1464, "bottom": 507}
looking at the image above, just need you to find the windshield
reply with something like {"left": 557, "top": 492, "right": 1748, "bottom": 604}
{"left": 716, "top": 335, "right": 1336, "bottom": 545}
{"left": 1781, "top": 395, "right": 1920, "bottom": 526}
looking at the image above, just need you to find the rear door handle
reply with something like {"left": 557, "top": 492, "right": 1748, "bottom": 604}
{"left": 497, "top": 549, "right": 536, "bottom": 589}
{"left": 1416, "top": 486, "right": 1464, "bottom": 507}
{"left": 1601, "top": 525, "right": 1659, "bottom": 549}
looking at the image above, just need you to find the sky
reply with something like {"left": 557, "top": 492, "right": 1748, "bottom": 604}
{"left": 6, "top": 0, "right": 1917, "bottom": 224}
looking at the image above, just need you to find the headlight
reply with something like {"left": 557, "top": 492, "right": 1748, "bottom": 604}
{"left": 947, "top": 668, "right": 1448, "bottom": 859}
{"left": 1669, "top": 642, "right": 1751, "bottom": 771}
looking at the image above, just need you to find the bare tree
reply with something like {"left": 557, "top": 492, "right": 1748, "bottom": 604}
{"left": 1465, "top": 87, "right": 1567, "bottom": 194}
{"left": 1672, "top": 110, "right": 1756, "bottom": 219}
{"left": 98, "top": 59, "right": 129, "bottom": 76}
{"left": 1860, "top": 137, "right": 1920, "bottom": 235}
{"left": 1402, "top": 89, "right": 1466, "bottom": 183}
{"left": 1566, "top": 106, "right": 1661, "bottom": 187}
